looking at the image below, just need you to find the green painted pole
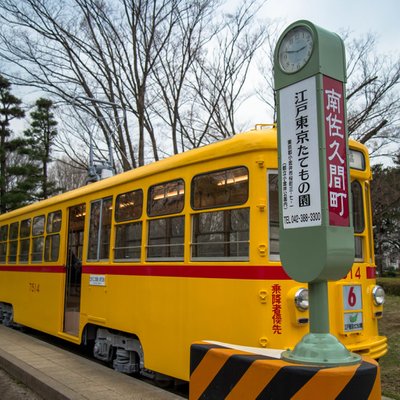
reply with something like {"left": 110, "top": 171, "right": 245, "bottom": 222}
{"left": 309, "top": 281, "right": 329, "bottom": 333}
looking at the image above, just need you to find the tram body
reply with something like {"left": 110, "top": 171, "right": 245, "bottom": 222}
{"left": 0, "top": 125, "right": 386, "bottom": 381}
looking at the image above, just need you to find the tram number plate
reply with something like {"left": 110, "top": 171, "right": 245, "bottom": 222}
{"left": 343, "top": 285, "right": 363, "bottom": 332}
{"left": 89, "top": 275, "right": 106, "bottom": 286}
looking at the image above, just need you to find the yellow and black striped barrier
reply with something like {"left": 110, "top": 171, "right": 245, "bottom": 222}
{"left": 189, "top": 342, "right": 380, "bottom": 400}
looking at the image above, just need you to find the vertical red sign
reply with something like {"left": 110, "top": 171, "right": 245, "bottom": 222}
{"left": 323, "top": 76, "right": 349, "bottom": 226}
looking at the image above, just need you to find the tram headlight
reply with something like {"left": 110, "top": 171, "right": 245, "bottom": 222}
{"left": 294, "top": 288, "right": 309, "bottom": 311}
{"left": 372, "top": 285, "right": 385, "bottom": 306}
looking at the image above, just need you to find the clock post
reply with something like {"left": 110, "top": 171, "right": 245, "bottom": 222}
{"left": 274, "top": 20, "right": 361, "bottom": 365}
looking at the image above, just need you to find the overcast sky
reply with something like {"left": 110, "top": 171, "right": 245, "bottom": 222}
{"left": 263, "top": 0, "right": 399, "bottom": 55}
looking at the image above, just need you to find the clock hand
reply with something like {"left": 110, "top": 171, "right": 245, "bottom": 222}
{"left": 285, "top": 45, "right": 307, "bottom": 54}
{"left": 295, "top": 45, "right": 306, "bottom": 53}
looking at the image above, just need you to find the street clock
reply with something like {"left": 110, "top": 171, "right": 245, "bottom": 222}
{"left": 274, "top": 20, "right": 360, "bottom": 366}
{"left": 278, "top": 25, "right": 314, "bottom": 73}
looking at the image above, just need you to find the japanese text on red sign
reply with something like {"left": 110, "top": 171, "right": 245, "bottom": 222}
{"left": 323, "top": 76, "right": 349, "bottom": 226}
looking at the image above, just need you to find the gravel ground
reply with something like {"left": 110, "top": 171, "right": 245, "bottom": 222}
{"left": 0, "top": 368, "right": 42, "bottom": 400}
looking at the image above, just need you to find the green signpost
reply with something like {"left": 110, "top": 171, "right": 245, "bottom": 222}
{"left": 274, "top": 20, "right": 361, "bottom": 365}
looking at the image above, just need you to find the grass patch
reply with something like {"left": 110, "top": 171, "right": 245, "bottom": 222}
{"left": 379, "top": 294, "right": 400, "bottom": 399}
{"left": 377, "top": 277, "right": 400, "bottom": 296}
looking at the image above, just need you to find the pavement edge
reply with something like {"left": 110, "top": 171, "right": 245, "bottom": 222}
{"left": 0, "top": 347, "right": 83, "bottom": 400}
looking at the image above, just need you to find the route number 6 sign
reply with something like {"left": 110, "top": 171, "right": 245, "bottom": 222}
{"left": 343, "top": 285, "right": 363, "bottom": 332}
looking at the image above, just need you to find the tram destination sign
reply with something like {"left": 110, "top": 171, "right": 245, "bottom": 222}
{"left": 279, "top": 76, "right": 321, "bottom": 229}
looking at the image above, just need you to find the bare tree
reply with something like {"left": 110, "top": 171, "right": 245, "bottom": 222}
{"left": 0, "top": 0, "right": 191, "bottom": 168}
{"left": 150, "top": 0, "right": 219, "bottom": 154}
{"left": 0, "top": 0, "right": 271, "bottom": 171}
{"left": 0, "top": 0, "right": 133, "bottom": 168}
{"left": 53, "top": 107, "right": 104, "bottom": 172}
{"left": 181, "top": 0, "right": 267, "bottom": 148}
{"left": 344, "top": 32, "right": 400, "bottom": 161}
{"left": 254, "top": 19, "right": 285, "bottom": 122}
{"left": 49, "top": 156, "right": 87, "bottom": 192}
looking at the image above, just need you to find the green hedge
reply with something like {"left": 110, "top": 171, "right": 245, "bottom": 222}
{"left": 377, "top": 277, "right": 400, "bottom": 297}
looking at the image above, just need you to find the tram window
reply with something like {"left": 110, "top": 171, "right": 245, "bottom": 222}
{"left": 19, "top": 219, "right": 31, "bottom": 263}
{"left": 0, "top": 225, "right": 8, "bottom": 264}
{"left": 192, "top": 208, "right": 249, "bottom": 260}
{"left": 45, "top": 234, "right": 60, "bottom": 262}
{"left": 0, "top": 242, "right": 6, "bottom": 263}
{"left": 32, "top": 238, "right": 44, "bottom": 262}
{"left": 8, "top": 222, "right": 19, "bottom": 263}
{"left": 32, "top": 216, "right": 45, "bottom": 262}
{"left": 349, "top": 149, "right": 365, "bottom": 171}
{"left": 43, "top": 211, "right": 62, "bottom": 262}
{"left": 352, "top": 181, "right": 365, "bottom": 261}
{"left": 351, "top": 181, "right": 365, "bottom": 233}
{"left": 148, "top": 180, "right": 184, "bottom": 217}
{"left": 68, "top": 204, "right": 86, "bottom": 267}
{"left": 33, "top": 215, "right": 45, "bottom": 236}
{"left": 355, "top": 236, "right": 363, "bottom": 261}
{"left": 115, "top": 190, "right": 143, "bottom": 222}
{"left": 147, "top": 216, "right": 184, "bottom": 260}
{"left": 8, "top": 241, "right": 18, "bottom": 263}
{"left": 114, "top": 222, "right": 142, "bottom": 261}
{"left": 47, "top": 210, "right": 62, "bottom": 233}
{"left": 192, "top": 167, "right": 248, "bottom": 210}
{"left": 10, "top": 222, "right": 19, "bottom": 240}
{"left": 19, "top": 239, "right": 30, "bottom": 263}
{"left": 0, "top": 225, "right": 8, "bottom": 241}
{"left": 20, "top": 219, "right": 31, "bottom": 237}
{"left": 268, "top": 172, "right": 280, "bottom": 260}
{"left": 88, "top": 197, "right": 112, "bottom": 260}
{"left": 88, "top": 201, "right": 100, "bottom": 260}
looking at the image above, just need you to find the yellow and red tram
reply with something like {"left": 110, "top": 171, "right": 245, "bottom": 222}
{"left": 0, "top": 125, "right": 386, "bottom": 381}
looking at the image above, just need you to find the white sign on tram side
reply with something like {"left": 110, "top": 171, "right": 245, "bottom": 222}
{"left": 279, "top": 76, "right": 322, "bottom": 229}
{"left": 89, "top": 274, "right": 106, "bottom": 286}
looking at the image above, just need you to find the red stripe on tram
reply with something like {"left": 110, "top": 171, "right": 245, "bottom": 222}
{"left": 0, "top": 264, "right": 376, "bottom": 281}
{"left": 0, "top": 265, "right": 65, "bottom": 273}
{"left": 0, "top": 263, "right": 290, "bottom": 280}
{"left": 82, "top": 264, "right": 291, "bottom": 280}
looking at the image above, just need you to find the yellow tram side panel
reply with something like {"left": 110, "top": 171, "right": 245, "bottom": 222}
{"left": 80, "top": 273, "right": 306, "bottom": 381}
{"left": 0, "top": 269, "right": 65, "bottom": 335}
{"left": 0, "top": 204, "right": 69, "bottom": 336}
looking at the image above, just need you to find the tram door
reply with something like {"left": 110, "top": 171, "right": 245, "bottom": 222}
{"left": 63, "top": 204, "right": 86, "bottom": 335}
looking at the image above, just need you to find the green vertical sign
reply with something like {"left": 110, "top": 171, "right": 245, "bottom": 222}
{"left": 274, "top": 20, "right": 360, "bottom": 365}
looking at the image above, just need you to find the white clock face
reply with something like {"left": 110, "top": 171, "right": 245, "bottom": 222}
{"left": 279, "top": 26, "right": 313, "bottom": 73}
